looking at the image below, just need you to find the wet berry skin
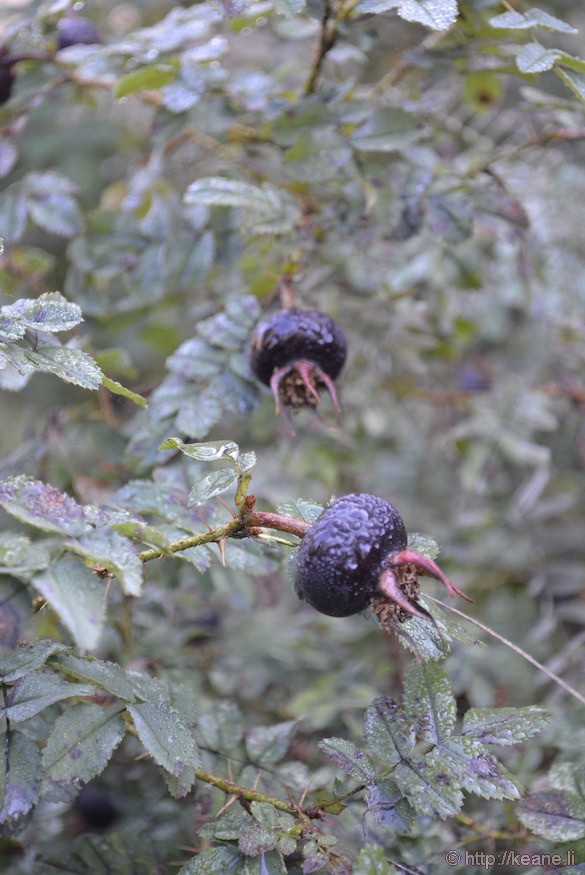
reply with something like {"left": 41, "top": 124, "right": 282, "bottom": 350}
{"left": 57, "top": 16, "right": 102, "bottom": 50}
{"left": 293, "top": 493, "right": 407, "bottom": 617}
{"left": 0, "top": 55, "right": 14, "bottom": 105}
{"left": 249, "top": 308, "right": 346, "bottom": 387}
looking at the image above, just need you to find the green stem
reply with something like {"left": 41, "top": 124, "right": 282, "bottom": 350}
{"left": 195, "top": 767, "right": 296, "bottom": 814}
{"left": 138, "top": 510, "right": 309, "bottom": 563}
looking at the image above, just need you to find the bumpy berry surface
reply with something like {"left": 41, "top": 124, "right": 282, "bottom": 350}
{"left": 57, "top": 17, "right": 102, "bottom": 49}
{"left": 249, "top": 308, "right": 346, "bottom": 386}
{"left": 293, "top": 493, "right": 408, "bottom": 617}
{"left": 0, "top": 60, "right": 14, "bottom": 105}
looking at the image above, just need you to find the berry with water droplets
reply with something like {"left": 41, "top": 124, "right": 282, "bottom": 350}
{"left": 293, "top": 493, "right": 470, "bottom": 622}
{"left": 249, "top": 307, "right": 346, "bottom": 417}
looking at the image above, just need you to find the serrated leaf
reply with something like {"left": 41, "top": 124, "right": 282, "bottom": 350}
{"left": 455, "top": 740, "right": 522, "bottom": 800}
{"left": 114, "top": 64, "right": 178, "bottom": 98}
{"left": 354, "top": 844, "right": 399, "bottom": 874}
{"left": 188, "top": 468, "right": 238, "bottom": 505}
{"left": 351, "top": 108, "right": 424, "bottom": 152}
{"left": 0, "top": 532, "right": 52, "bottom": 576}
{"left": 319, "top": 738, "right": 376, "bottom": 782}
{"left": 27, "top": 193, "right": 83, "bottom": 238}
{"left": 178, "top": 846, "right": 243, "bottom": 874}
{"left": 0, "top": 315, "right": 26, "bottom": 342}
{"left": 246, "top": 720, "right": 297, "bottom": 765}
{"left": 517, "top": 792, "right": 585, "bottom": 841}
{"left": 359, "top": 0, "right": 458, "bottom": 31}
{"left": 184, "top": 177, "right": 301, "bottom": 235}
{"left": 0, "top": 191, "right": 28, "bottom": 244}
{"left": 364, "top": 779, "right": 415, "bottom": 833}
{"left": 0, "top": 640, "right": 70, "bottom": 683}
{"left": 394, "top": 755, "right": 463, "bottom": 818}
{"left": 51, "top": 653, "right": 136, "bottom": 702}
{"left": 42, "top": 703, "right": 125, "bottom": 785}
{"left": 176, "top": 392, "right": 223, "bottom": 439}
{"left": 101, "top": 376, "right": 147, "bottom": 408}
{"left": 489, "top": 9, "right": 578, "bottom": 34}
{"left": 166, "top": 338, "right": 225, "bottom": 380}
{"left": 0, "top": 731, "right": 40, "bottom": 825}
{"left": 556, "top": 68, "right": 585, "bottom": 103}
{"left": 31, "top": 555, "right": 107, "bottom": 650}
{"left": 516, "top": 44, "right": 562, "bottom": 74}
{"left": 462, "top": 706, "right": 551, "bottom": 745}
{"left": 25, "top": 346, "right": 103, "bottom": 390}
{"left": 159, "top": 436, "right": 240, "bottom": 462}
{"left": 127, "top": 700, "right": 200, "bottom": 776}
{"left": 276, "top": 499, "right": 324, "bottom": 523}
{"left": 404, "top": 662, "right": 456, "bottom": 744}
{"left": 1, "top": 292, "right": 83, "bottom": 332}
{"left": 43, "top": 833, "right": 168, "bottom": 875}
{"left": 199, "top": 807, "right": 253, "bottom": 840}
{"left": 0, "top": 476, "right": 91, "bottom": 536}
{"left": 67, "top": 530, "right": 144, "bottom": 597}
{"left": 3, "top": 669, "right": 94, "bottom": 723}
{"left": 364, "top": 696, "right": 413, "bottom": 764}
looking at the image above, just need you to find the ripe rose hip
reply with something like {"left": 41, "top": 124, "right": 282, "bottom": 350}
{"left": 249, "top": 307, "right": 346, "bottom": 418}
{"left": 293, "top": 493, "right": 470, "bottom": 622}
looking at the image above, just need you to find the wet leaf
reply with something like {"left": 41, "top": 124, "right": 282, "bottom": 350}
{"left": 4, "top": 669, "right": 94, "bottom": 723}
{"left": 127, "top": 700, "right": 200, "bottom": 776}
{"left": 0, "top": 476, "right": 91, "bottom": 537}
{"left": 1, "top": 292, "right": 83, "bottom": 333}
{"left": 187, "top": 468, "right": 238, "bottom": 505}
{"left": 0, "top": 731, "right": 40, "bottom": 826}
{"left": 42, "top": 703, "right": 126, "bottom": 785}
{"left": 463, "top": 706, "right": 552, "bottom": 745}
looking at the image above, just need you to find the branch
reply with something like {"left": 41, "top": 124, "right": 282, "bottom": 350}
{"left": 195, "top": 767, "right": 298, "bottom": 815}
{"left": 304, "top": 0, "right": 337, "bottom": 96}
{"left": 138, "top": 509, "right": 309, "bottom": 563}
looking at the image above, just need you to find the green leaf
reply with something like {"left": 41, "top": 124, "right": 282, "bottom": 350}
{"left": 166, "top": 338, "right": 225, "bottom": 380}
{"left": 114, "top": 64, "right": 178, "bottom": 98}
{"left": 67, "top": 530, "right": 144, "bottom": 597}
{"left": 178, "top": 846, "right": 243, "bottom": 874}
{"left": 101, "top": 376, "right": 148, "bottom": 408}
{"left": 556, "top": 68, "right": 585, "bottom": 103}
{"left": 159, "top": 436, "right": 240, "bottom": 462}
{"left": 27, "top": 193, "right": 83, "bottom": 238}
{"left": 318, "top": 738, "right": 376, "bottom": 782}
{"left": 25, "top": 346, "right": 103, "bottom": 390}
{"left": 127, "top": 700, "right": 200, "bottom": 776}
{"left": 187, "top": 468, "right": 239, "bottom": 505}
{"left": 517, "top": 792, "right": 585, "bottom": 841}
{"left": 354, "top": 845, "right": 399, "bottom": 874}
{"left": 0, "top": 532, "right": 52, "bottom": 576}
{"left": 0, "top": 191, "right": 28, "bottom": 244}
{"left": 406, "top": 532, "right": 439, "bottom": 559}
{"left": 394, "top": 753, "right": 463, "bottom": 818}
{"left": 0, "top": 314, "right": 26, "bottom": 342}
{"left": 276, "top": 498, "right": 324, "bottom": 523}
{"left": 489, "top": 9, "right": 578, "bottom": 34}
{"left": 42, "top": 703, "right": 126, "bottom": 785}
{"left": 462, "top": 706, "right": 552, "bottom": 745}
{"left": 43, "top": 833, "right": 168, "bottom": 874}
{"left": 364, "top": 696, "right": 412, "bottom": 764}
{"left": 1, "top": 292, "right": 83, "bottom": 332}
{"left": 3, "top": 669, "right": 94, "bottom": 723}
{"left": 51, "top": 653, "right": 136, "bottom": 702}
{"left": 516, "top": 44, "right": 562, "bottom": 74}
{"left": 351, "top": 108, "right": 424, "bottom": 152}
{"left": 365, "top": 778, "right": 415, "bottom": 832}
{"left": 0, "top": 639, "right": 70, "bottom": 683}
{"left": 404, "top": 662, "right": 456, "bottom": 744}
{"left": 0, "top": 476, "right": 91, "bottom": 536}
{"left": 356, "top": 0, "right": 458, "bottom": 30}
{"left": 184, "top": 177, "right": 301, "bottom": 235}
{"left": 0, "top": 731, "right": 40, "bottom": 825}
{"left": 246, "top": 720, "right": 297, "bottom": 766}
{"left": 31, "top": 555, "right": 107, "bottom": 650}
{"left": 176, "top": 392, "right": 223, "bottom": 439}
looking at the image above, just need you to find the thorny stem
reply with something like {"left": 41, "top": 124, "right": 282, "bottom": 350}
{"left": 194, "top": 767, "right": 296, "bottom": 815}
{"left": 137, "top": 510, "right": 309, "bottom": 563}
{"left": 426, "top": 594, "right": 585, "bottom": 707}
{"left": 304, "top": 0, "right": 336, "bottom": 96}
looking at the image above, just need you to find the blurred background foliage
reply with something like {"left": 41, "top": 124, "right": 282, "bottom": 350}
{"left": 1, "top": 0, "right": 585, "bottom": 871}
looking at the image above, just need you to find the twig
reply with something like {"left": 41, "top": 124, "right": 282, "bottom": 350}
{"left": 304, "top": 0, "right": 337, "bottom": 96}
{"left": 426, "top": 594, "right": 585, "bottom": 707}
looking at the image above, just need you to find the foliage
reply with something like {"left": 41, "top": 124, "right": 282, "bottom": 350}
{"left": 1, "top": 0, "right": 585, "bottom": 872}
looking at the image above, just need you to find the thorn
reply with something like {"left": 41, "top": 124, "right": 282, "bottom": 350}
{"left": 217, "top": 537, "right": 227, "bottom": 567}
{"left": 216, "top": 496, "right": 237, "bottom": 518}
{"left": 389, "top": 550, "right": 472, "bottom": 602}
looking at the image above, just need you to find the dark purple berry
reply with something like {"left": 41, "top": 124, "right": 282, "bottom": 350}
{"left": 57, "top": 16, "right": 102, "bottom": 50}
{"left": 0, "top": 48, "right": 15, "bottom": 105}
{"left": 75, "top": 786, "right": 119, "bottom": 831}
{"left": 249, "top": 308, "right": 346, "bottom": 416}
{"left": 293, "top": 493, "right": 470, "bottom": 621}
